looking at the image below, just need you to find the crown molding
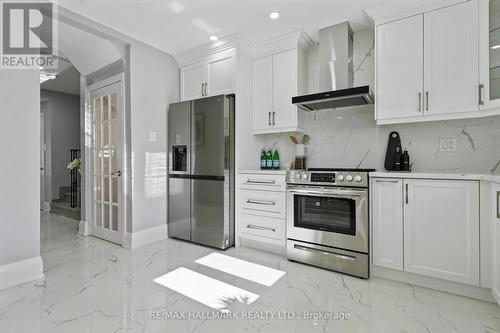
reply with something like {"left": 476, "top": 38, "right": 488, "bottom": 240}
{"left": 365, "top": 0, "right": 467, "bottom": 24}
{"left": 174, "top": 33, "right": 252, "bottom": 66}
{"left": 175, "top": 30, "right": 314, "bottom": 66}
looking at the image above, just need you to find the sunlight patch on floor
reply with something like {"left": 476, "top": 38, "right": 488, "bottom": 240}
{"left": 195, "top": 252, "right": 286, "bottom": 287}
{"left": 154, "top": 267, "right": 259, "bottom": 312}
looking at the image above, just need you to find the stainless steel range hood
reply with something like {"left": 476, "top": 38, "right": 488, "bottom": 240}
{"left": 292, "top": 22, "right": 374, "bottom": 111}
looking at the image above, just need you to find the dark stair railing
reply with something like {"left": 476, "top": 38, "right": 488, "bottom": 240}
{"left": 70, "top": 149, "right": 81, "bottom": 208}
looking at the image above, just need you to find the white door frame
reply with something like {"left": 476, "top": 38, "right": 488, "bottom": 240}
{"left": 40, "top": 112, "right": 45, "bottom": 211}
{"left": 84, "top": 73, "right": 126, "bottom": 245}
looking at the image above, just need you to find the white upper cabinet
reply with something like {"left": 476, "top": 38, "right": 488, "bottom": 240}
{"left": 371, "top": 178, "right": 404, "bottom": 270}
{"left": 376, "top": 0, "right": 480, "bottom": 124}
{"left": 403, "top": 179, "right": 479, "bottom": 285}
{"left": 251, "top": 32, "right": 310, "bottom": 134}
{"left": 252, "top": 48, "right": 304, "bottom": 134}
{"left": 376, "top": 15, "right": 424, "bottom": 121}
{"left": 252, "top": 56, "right": 273, "bottom": 131}
{"left": 424, "top": 0, "right": 479, "bottom": 116}
{"left": 180, "top": 49, "right": 236, "bottom": 101}
{"left": 272, "top": 49, "right": 298, "bottom": 130}
{"left": 479, "top": 0, "right": 500, "bottom": 110}
{"left": 180, "top": 61, "right": 204, "bottom": 100}
{"left": 206, "top": 50, "right": 236, "bottom": 96}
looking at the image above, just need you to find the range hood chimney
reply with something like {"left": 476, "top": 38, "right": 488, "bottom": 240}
{"left": 292, "top": 22, "right": 373, "bottom": 111}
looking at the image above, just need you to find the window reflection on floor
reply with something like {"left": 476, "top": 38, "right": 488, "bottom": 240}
{"left": 154, "top": 267, "right": 259, "bottom": 312}
{"left": 195, "top": 252, "right": 285, "bottom": 287}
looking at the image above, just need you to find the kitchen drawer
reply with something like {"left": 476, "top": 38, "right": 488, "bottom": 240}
{"left": 239, "top": 189, "right": 285, "bottom": 218}
{"left": 238, "top": 173, "right": 286, "bottom": 192}
{"left": 239, "top": 213, "right": 285, "bottom": 243}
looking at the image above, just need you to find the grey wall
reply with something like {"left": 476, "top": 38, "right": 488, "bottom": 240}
{"left": 0, "top": 70, "right": 40, "bottom": 265}
{"left": 258, "top": 29, "right": 500, "bottom": 174}
{"left": 41, "top": 90, "right": 80, "bottom": 201}
{"left": 129, "top": 42, "right": 179, "bottom": 233}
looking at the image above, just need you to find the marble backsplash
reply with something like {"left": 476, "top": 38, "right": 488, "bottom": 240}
{"left": 257, "top": 29, "right": 500, "bottom": 174}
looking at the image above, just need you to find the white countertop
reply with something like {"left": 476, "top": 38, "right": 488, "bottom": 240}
{"left": 238, "top": 169, "right": 288, "bottom": 175}
{"left": 370, "top": 171, "right": 500, "bottom": 183}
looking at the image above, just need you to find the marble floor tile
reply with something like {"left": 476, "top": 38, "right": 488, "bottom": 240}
{"left": 0, "top": 212, "right": 498, "bottom": 333}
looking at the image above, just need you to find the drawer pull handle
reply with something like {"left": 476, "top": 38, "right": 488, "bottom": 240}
{"left": 246, "top": 199, "right": 275, "bottom": 206}
{"left": 246, "top": 224, "right": 275, "bottom": 232}
{"left": 294, "top": 244, "right": 356, "bottom": 262}
{"left": 246, "top": 179, "right": 276, "bottom": 184}
{"left": 374, "top": 180, "right": 399, "bottom": 183}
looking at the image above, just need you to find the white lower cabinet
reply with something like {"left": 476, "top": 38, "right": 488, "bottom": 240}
{"left": 236, "top": 172, "right": 286, "bottom": 253}
{"left": 493, "top": 184, "right": 500, "bottom": 304}
{"left": 371, "top": 178, "right": 404, "bottom": 270}
{"left": 404, "top": 179, "right": 479, "bottom": 285}
{"left": 371, "top": 177, "right": 480, "bottom": 286}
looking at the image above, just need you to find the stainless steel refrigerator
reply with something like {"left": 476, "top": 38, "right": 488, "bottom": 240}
{"left": 168, "top": 94, "right": 235, "bottom": 249}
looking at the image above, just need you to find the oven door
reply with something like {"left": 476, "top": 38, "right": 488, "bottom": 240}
{"left": 286, "top": 185, "right": 368, "bottom": 253}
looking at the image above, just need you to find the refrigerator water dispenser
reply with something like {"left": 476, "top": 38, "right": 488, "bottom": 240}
{"left": 172, "top": 146, "right": 187, "bottom": 171}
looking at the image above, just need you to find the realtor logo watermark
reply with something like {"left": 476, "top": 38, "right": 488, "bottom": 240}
{"left": 0, "top": 0, "right": 58, "bottom": 69}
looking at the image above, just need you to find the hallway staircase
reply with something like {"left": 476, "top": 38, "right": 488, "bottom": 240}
{"left": 50, "top": 186, "right": 81, "bottom": 220}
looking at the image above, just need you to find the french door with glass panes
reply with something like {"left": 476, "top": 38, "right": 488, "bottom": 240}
{"left": 90, "top": 81, "right": 123, "bottom": 244}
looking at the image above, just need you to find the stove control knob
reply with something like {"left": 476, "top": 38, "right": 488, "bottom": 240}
{"left": 302, "top": 173, "right": 309, "bottom": 180}
{"left": 354, "top": 175, "right": 362, "bottom": 182}
{"left": 295, "top": 173, "right": 301, "bottom": 179}
{"left": 337, "top": 174, "right": 345, "bottom": 182}
{"left": 346, "top": 175, "right": 353, "bottom": 182}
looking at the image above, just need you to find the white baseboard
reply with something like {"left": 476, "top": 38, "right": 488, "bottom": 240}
{"left": 0, "top": 257, "right": 44, "bottom": 291}
{"left": 78, "top": 220, "right": 90, "bottom": 236}
{"left": 372, "top": 265, "right": 495, "bottom": 303}
{"left": 493, "top": 287, "right": 500, "bottom": 306}
{"left": 43, "top": 202, "right": 51, "bottom": 212}
{"left": 123, "top": 224, "right": 168, "bottom": 249}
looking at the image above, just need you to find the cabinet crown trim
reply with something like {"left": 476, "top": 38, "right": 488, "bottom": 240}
{"left": 175, "top": 33, "right": 251, "bottom": 66}
{"left": 367, "top": 0, "right": 470, "bottom": 25}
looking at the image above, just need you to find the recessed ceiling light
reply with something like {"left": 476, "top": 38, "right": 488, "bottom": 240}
{"left": 209, "top": 35, "right": 218, "bottom": 41}
{"left": 270, "top": 12, "right": 280, "bottom": 19}
{"left": 492, "top": 44, "right": 500, "bottom": 50}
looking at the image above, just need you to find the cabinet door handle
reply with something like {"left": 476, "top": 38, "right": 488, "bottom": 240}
{"left": 425, "top": 91, "right": 429, "bottom": 111}
{"left": 375, "top": 180, "right": 399, "bottom": 183}
{"left": 496, "top": 191, "right": 500, "bottom": 219}
{"left": 479, "top": 84, "right": 484, "bottom": 106}
{"left": 272, "top": 111, "right": 275, "bottom": 125}
{"left": 268, "top": 112, "right": 271, "bottom": 126}
{"left": 204, "top": 82, "right": 208, "bottom": 96}
{"left": 201, "top": 83, "right": 204, "bottom": 96}
{"left": 246, "top": 224, "right": 275, "bottom": 232}
{"left": 405, "top": 183, "right": 409, "bottom": 204}
{"left": 246, "top": 199, "right": 276, "bottom": 206}
{"left": 418, "top": 92, "right": 422, "bottom": 112}
{"left": 246, "top": 179, "right": 276, "bottom": 184}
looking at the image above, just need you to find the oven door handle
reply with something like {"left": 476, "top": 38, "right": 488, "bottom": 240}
{"left": 294, "top": 244, "right": 357, "bottom": 262}
{"left": 287, "top": 189, "right": 365, "bottom": 199}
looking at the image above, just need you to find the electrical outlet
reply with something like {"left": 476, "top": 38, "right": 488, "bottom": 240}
{"left": 149, "top": 131, "right": 157, "bottom": 143}
{"left": 440, "top": 138, "right": 457, "bottom": 152}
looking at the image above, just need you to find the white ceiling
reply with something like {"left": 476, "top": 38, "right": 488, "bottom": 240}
{"left": 41, "top": 65, "right": 81, "bottom": 95}
{"left": 61, "top": 0, "right": 389, "bottom": 55}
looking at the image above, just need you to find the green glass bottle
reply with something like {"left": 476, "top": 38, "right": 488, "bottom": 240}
{"left": 266, "top": 149, "right": 273, "bottom": 169}
{"left": 260, "top": 150, "right": 267, "bottom": 170}
{"left": 273, "top": 149, "right": 280, "bottom": 170}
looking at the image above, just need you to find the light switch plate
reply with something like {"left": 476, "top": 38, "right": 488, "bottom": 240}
{"left": 440, "top": 138, "right": 457, "bottom": 152}
{"left": 149, "top": 131, "right": 157, "bottom": 143}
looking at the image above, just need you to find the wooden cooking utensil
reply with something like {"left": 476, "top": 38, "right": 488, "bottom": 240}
{"left": 290, "top": 135, "right": 299, "bottom": 144}
{"left": 302, "top": 134, "right": 310, "bottom": 145}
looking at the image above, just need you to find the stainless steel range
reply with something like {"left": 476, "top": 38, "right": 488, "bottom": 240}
{"left": 286, "top": 168, "right": 374, "bottom": 278}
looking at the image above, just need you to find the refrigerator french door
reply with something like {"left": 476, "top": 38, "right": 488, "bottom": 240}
{"left": 168, "top": 95, "right": 234, "bottom": 249}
